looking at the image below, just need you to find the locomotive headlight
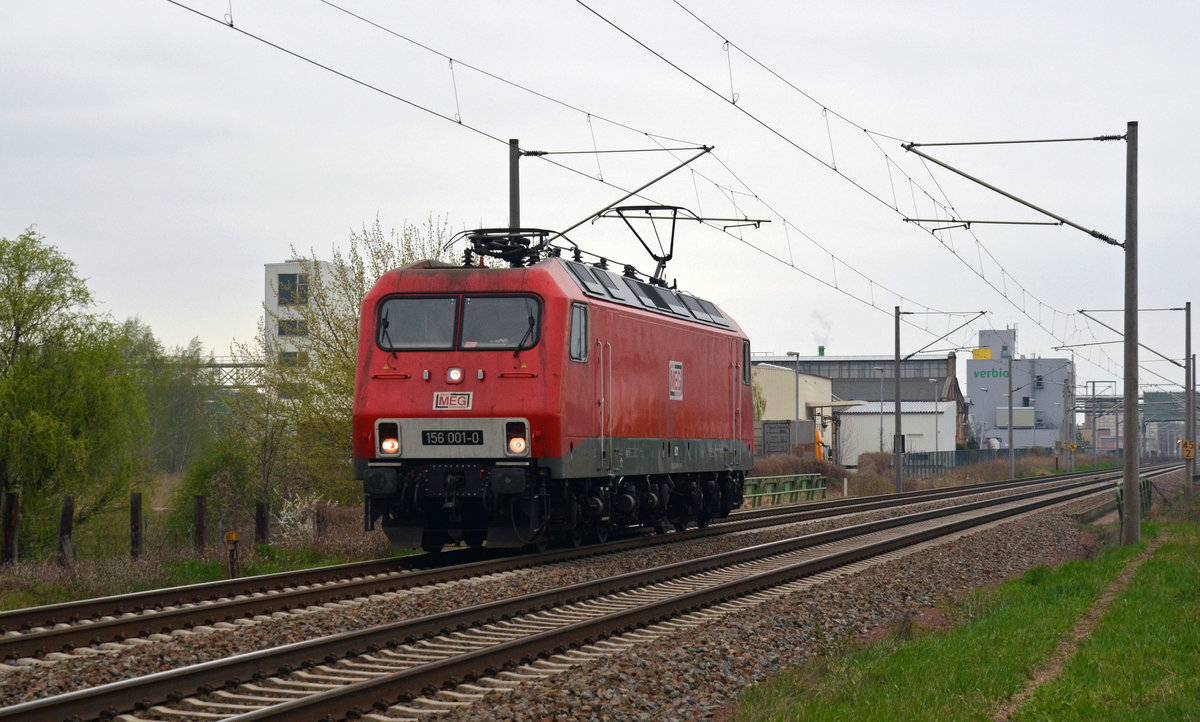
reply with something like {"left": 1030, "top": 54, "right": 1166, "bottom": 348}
{"left": 505, "top": 421, "right": 529, "bottom": 456}
{"left": 446, "top": 367, "right": 464, "bottom": 384}
{"left": 377, "top": 421, "right": 401, "bottom": 456}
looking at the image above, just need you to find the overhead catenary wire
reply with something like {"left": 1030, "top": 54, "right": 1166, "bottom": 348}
{"left": 165, "top": 0, "right": 976, "bottom": 345}
{"left": 160, "top": 2, "right": 703, "bottom": 214}
{"left": 174, "top": 2, "right": 1121, "bottom": 374}
{"left": 311, "top": 0, "right": 1011, "bottom": 345}
{"left": 676, "top": 2, "right": 1132, "bottom": 378}
{"left": 660, "top": 0, "right": 1128, "bottom": 377}
{"left": 180, "top": 0, "right": 1141, "bottom": 376}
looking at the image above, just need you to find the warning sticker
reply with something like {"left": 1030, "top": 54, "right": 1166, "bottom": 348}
{"left": 669, "top": 360, "right": 683, "bottom": 401}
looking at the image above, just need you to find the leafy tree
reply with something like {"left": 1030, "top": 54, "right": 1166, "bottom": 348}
{"left": 0, "top": 230, "right": 153, "bottom": 550}
{"left": 212, "top": 216, "right": 454, "bottom": 508}
{"left": 752, "top": 378, "right": 767, "bottom": 421}
{"left": 0, "top": 227, "right": 91, "bottom": 375}
{"left": 120, "top": 319, "right": 218, "bottom": 474}
{"left": 165, "top": 437, "right": 255, "bottom": 544}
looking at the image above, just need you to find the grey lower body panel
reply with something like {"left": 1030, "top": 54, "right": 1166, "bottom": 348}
{"left": 545, "top": 436, "right": 753, "bottom": 479}
{"left": 360, "top": 436, "right": 751, "bottom": 551}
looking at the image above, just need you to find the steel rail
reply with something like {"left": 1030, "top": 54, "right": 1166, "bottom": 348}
{"left": 0, "top": 469, "right": 1158, "bottom": 721}
{"left": 240, "top": 477, "right": 1121, "bottom": 720}
{"left": 0, "top": 466, "right": 1162, "bottom": 661}
{"left": 0, "top": 462, "right": 1161, "bottom": 662}
{"left": 0, "top": 463, "right": 1125, "bottom": 635}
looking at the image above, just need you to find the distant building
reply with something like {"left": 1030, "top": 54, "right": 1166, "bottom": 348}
{"left": 838, "top": 400, "right": 956, "bottom": 461}
{"left": 964, "top": 329, "right": 1075, "bottom": 450}
{"left": 753, "top": 352, "right": 962, "bottom": 467}
{"left": 752, "top": 364, "right": 856, "bottom": 461}
{"left": 264, "top": 259, "right": 335, "bottom": 364}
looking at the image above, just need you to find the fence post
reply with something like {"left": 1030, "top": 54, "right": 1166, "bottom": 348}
{"left": 193, "top": 495, "right": 206, "bottom": 551}
{"left": 224, "top": 531, "right": 240, "bottom": 578}
{"left": 255, "top": 502, "right": 268, "bottom": 545}
{"left": 314, "top": 504, "right": 329, "bottom": 538}
{"left": 58, "top": 496, "right": 75, "bottom": 567}
{"left": 130, "top": 492, "right": 143, "bottom": 559}
{"left": 1, "top": 492, "right": 18, "bottom": 565}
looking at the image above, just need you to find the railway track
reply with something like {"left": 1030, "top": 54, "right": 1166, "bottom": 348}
{"left": 0, "top": 468, "right": 1151, "bottom": 665}
{"left": 0, "top": 470, "right": 1119, "bottom": 663}
{"left": 1, "top": 467, "right": 1164, "bottom": 721}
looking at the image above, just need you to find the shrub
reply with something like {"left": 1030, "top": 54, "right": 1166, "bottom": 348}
{"left": 751, "top": 454, "right": 848, "bottom": 482}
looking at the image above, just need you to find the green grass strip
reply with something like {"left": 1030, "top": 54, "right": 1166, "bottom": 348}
{"left": 736, "top": 530, "right": 1155, "bottom": 721}
{"left": 1014, "top": 522, "right": 1200, "bottom": 721}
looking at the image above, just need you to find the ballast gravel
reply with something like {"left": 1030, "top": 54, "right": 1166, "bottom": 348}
{"left": 0, "top": 473, "right": 1178, "bottom": 718}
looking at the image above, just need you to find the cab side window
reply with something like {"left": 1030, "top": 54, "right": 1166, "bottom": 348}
{"left": 570, "top": 303, "right": 588, "bottom": 362}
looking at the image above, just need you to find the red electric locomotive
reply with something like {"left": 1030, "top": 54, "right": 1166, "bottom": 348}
{"left": 352, "top": 229, "right": 754, "bottom": 552}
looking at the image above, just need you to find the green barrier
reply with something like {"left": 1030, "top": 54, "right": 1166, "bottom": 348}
{"left": 1116, "top": 475, "right": 1152, "bottom": 523}
{"left": 744, "top": 473, "right": 827, "bottom": 507}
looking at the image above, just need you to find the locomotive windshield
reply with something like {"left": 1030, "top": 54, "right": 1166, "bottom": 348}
{"left": 460, "top": 296, "right": 540, "bottom": 350}
{"left": 377, "top": 294, "right": 541, "bottom": 352}
{"left": 377, "top": 297, "right": 457, "bottom": 350}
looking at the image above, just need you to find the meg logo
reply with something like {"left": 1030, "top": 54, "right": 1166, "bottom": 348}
{"left": 433, "top": 392, "right": 472, "bottom": 410}
{"left": 669, "top": 360, "right": 683, "bottom": 401}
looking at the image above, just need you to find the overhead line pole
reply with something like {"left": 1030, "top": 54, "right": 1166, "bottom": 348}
{"left": 1008, "top": 352, "right": 1015, "bottom": 479}
{"left": 894, "top": 306, "right": 903, "bottom": 493}
{"left": 509, "top": 139, "right": 521, "bottom": 231}
{"left": 1187, "top": 303, "right": 1194, "bottom": 503}
{"left": 905, "top": 125, "right": 1138, "bottom": 543}
{"left": 1122, "top": 121, "right": 1140, "bottom": 545}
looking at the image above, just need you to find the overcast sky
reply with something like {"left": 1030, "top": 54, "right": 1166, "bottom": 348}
{"left": 3, "top": 1, "right": 1196, "bottom": 395}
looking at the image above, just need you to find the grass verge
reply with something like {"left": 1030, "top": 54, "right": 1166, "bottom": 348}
{"left": 736, "top": 518, "right": 1199, "bottom": 721}
{"left": 0, "top": 546, "right": 400, "bottom": 611}
{"left": 1013, "top": 521, "right": 1200, "bottom": 721}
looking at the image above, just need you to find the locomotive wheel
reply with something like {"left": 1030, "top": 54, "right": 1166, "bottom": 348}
{"left": 591, "top": 523, "right": 611, "bottom": 544}
{"left": 464, "top": 530, "right": 486, "bottom": 548}
{"left": 654, "top": 519, "right": 669, "bottom": 535}
{"left": 565, "top": 526, "right": 585, "bottom": 548}
{"left": 674, "top": 520, "right": 688, "bottom": 533}
{"left": 526, "top": 534, "right": 549, "bottom": 554}
{"left": 697, "top": 516, "right": 710, "bottom": 529}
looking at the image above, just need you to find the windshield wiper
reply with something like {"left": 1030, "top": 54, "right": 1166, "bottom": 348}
{"left": 513, "top": 304, "right": 536, "bottom": 358}
{"left": 380, "top": 309, "right": 397, "bottom": 358}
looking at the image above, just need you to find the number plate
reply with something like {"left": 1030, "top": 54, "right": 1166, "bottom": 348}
{"left": 421, "top": 430, "right": 484, "bottom": 446}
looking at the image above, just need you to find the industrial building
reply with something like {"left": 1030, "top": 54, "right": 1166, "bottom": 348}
{"left": 964, "top": 330, "right": 1075, "bottom": 451}
{"left": 753, "top": 351, "right": 964, "bottom": 467}
{"left": 751, "top": 364, "right": 854, "bottom": 460}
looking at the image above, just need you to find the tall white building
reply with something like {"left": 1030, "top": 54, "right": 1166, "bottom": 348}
{"left": 264, "top": 259, "right": 335, "bottom": 363}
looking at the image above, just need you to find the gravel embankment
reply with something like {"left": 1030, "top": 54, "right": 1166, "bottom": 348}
{"left": 450, "top": 471, "right": 1184, "bottom": 721}
{"left": 0, "top": 474, "right": 1171, "bottom": 713}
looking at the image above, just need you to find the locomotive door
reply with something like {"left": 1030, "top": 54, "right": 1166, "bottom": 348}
{"left": 592, "top": 309, "right": 614, "bottom": 472}
{"left": 729, "top": 338, "right": 744, "bottom": 467}
{"left": 595, "top": 335, "right": 613, "bottom": 471}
